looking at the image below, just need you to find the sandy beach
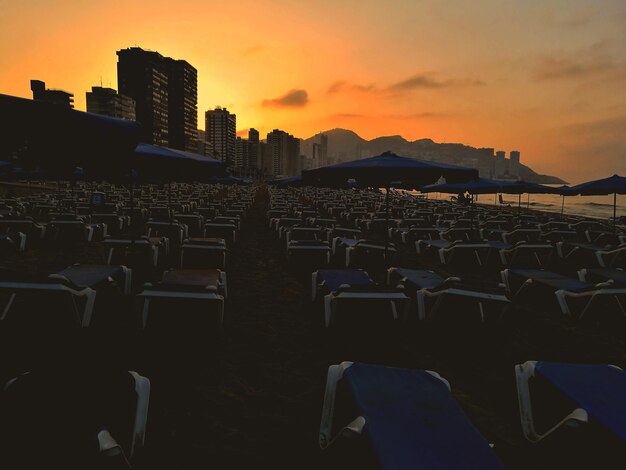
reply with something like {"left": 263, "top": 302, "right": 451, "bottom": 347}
{"left": 1, "top": 184, "right": 626, "bottom": 469}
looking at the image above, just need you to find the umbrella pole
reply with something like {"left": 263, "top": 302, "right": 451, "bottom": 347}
{"left": 518, "top": 194, "right": 522, "bottom": 224}
{"left": 561, "top": 195, "right": 565, "bottom": 218}
{"left": 527, "top": 193, "right": 530, "bottom": 210}
{"left": 614, "top": 192, "right": 617, "bottom": 232}
{"left": 385, "top": 185, "right": 390, "bottom": 264}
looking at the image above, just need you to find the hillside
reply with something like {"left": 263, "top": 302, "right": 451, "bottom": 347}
{"left": 302, "top": 129, "right": 566, "bottom": 184}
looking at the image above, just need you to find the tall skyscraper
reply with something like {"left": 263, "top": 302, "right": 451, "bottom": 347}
{"left": 117, "top": 47, "right": 198, "bottom": 150}
{"left": 165, "top": 58, "right": 197, "bottom": 152}
{"left": 30, "top": 80, "right": 74, "bottom": 108}
{"left": 86, "top": 86, "right": 136, "bottom": 120}
{"left": 205, "top": 107, "right": 236, "bottom": 165}
{"left": 117, "top": 48, "right": 168, "bottom": 146}
{"left": 248, "top": 128, "right": 259, "bottom": 170}
{"left": 267, "top": 129, "right": 300, "bottom": 176}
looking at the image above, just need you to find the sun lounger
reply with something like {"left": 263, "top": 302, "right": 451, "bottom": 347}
{"left": 502, "top": 228, "right": 542, "bottom": 244}
{"left": 501, "top": 269, "right": 626, "bottom": 320}
{"left": 388, "top": 268, "right": 509, "bottom": 322}
{"left": 104, "top": 237, "right": 162, "bottom": 267}
{"left": 180, "top": 238, "right": 227, "bottom": 269}
{"left": 49, "top": 263, "right": 132, "bottom": 296}
{"left": 500, "top": 242, "right": 555, "bottom": 268}
{"left": 311, "top": 269, "right": 375, "bottom": 301}
{"left": 515, "top": 361, "right": 626, "bottom": 446}
{"left": 0, "top": 278, "right": 97, "bottom": 328}
{"left": 0, "top": 368, "right": 150, "bottom": 467}
{"left": 147, "top": 221, "right": 187, "bottom": 246}
{"left": 322, "top": 284, "right": 409, "bottom": 327}
{"left": 137, "top": 269, "right": 226, "bottom": 330}
{"left": 203, "top": 222, "right": 237, "bottom": 245}
{"left": 0, "top": 231, "right": 26, "bottom": 253}
{"left": 578, "top": 268, "right": 626, "bottom": 286}
{"left": 437, "top": 242, "right": 493, "bottom": 268}
{"left": 287, "top": 240, "right": 331, "bottom": 267}
{"left": 345, "top": 239, "right": 397, "bottom": 268}
{"left": 319, "top": 362, "right": 505, "bottom": 469}
{"left": 595, "top": 245, "right": 626, "bottom": 269}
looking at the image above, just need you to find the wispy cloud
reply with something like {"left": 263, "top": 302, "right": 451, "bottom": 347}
{"left": 327, "top": 80, "right": 377, "bottom": 94}
{"left": 262, "top": 89, "right": 309, "bottom": 108}
{"left": 533, "top": 54, "right": 615, "bottom": 81}
{"left": 329, "top": 112, "right": 365, "bottom": 118}
{"left": 387, "top": 73, "right": 484, "bottom": 92}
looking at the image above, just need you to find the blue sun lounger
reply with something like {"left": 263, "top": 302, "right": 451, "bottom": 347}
{"left": 311, "top": 269, "right": 376, "bottom": 301}
{"left": 515, "top": 361, "right": 626, "bottom": 445}
{"left": 388, "top": 268, "right": 509, "bottom": 322}
{"left": 502, "top": 269, "right": 626, "bottom": 319}
{"left": 312, "top": 269, "right": 406, "bottom": 327}
{"left": 319, "top": 362, "right": 505, "bottom": 469}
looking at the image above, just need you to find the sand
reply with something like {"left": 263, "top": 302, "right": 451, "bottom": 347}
{"left": 1, "top": 185, "right": 626, "bottom": 469}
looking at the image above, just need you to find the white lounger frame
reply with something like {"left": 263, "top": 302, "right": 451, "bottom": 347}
{"left": 319, "top": 361, "right": 449, "bottom": 449}
{"left": 515, "top": 361, "right": 590, "bottom": 442}
{"left": 137, "top": 287, "right": 224, "bottom": 329}
{"left": 0, "top": 282, "right": 97, "bottom": 327}
{"left": 323, "top": 290, "right": 409, "bottom": 327}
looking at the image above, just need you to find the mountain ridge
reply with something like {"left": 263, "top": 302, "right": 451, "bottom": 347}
{"left": 301, "top": 128, "right": 566, "bottom": 184}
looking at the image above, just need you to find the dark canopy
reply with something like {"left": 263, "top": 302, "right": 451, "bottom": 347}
{"left": 564, "top": 174, "right": 626, "bottom": 196}
{"left": 302, "top": 151, "right": 478, "bottom": 188}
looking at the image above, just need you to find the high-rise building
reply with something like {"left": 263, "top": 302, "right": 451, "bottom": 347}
{"left": 86, "top": 86, "right": 136, "bottom": 120}
{"left": 248, "top": 128, "right": 259, "bottom": 170}
{"left": 205, "top": 107, "right": 236, "bottom": 165}
{"left": 165, "top": 58, "right": 197, "bottom": 152}
{"left": 319, "top": 133, "right": 328, "bottom": 167}
{"left": 117, "top": 48, "right": 168, "bottom": 146}
{"left": 117, "top": 47, "right": 198, "bottom": 150}
{"left": 509, "top": 150, "right": 521, "bottom": 178}
{"left": 235, "top": 136, "right": 249, "bottom": 169}
{"left": 267, "top": 129, "right": 300, "bottom": 176}
{"left": 30, "top": 80, "right": 74, "bottom": 108}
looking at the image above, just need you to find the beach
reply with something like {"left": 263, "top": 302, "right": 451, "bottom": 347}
{"left": 1, "top": 184, "right": 626, "bottom": 469}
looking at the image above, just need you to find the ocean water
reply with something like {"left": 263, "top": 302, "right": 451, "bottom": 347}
{"left": 424, "top": 191, "right": 625, "bottom": 222}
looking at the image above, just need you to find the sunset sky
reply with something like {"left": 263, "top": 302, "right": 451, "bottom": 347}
{"left": 1, "top": 0, "right": 625, "bottom": 183}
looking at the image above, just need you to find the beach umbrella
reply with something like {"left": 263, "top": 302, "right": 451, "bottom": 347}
{"left": 564, "top": 174, "right": 626, "bottom": 228}
{"left": 302, "top": 151, "right": 478, "bottom": 260}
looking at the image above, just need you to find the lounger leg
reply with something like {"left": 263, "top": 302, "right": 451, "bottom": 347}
{"left": 324, "top": 295, "right": 334, "bottom": 327}
{"left": 81, "top": 290, "right": 97, "bottom": 327}
{"left": 319, "top": 362, "right": 354, "bottom": 448}
{"left": 141, "top": 298, "right": 151, "bottom": 329}
{"left": 515, "top": 361, "right": 588, "bottom": 442}
{"left": 311, "top": 272, "right": 318, "bottom": 302}
{"left": 1, "top": 293, "right": 17, "bottom": 320}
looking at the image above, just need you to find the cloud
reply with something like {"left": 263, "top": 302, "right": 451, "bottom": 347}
{"left": 329, "top": 113, "right": 365, "bottom": 118}
{"left": 327, "top": 80, "right": 377, "bottom": 94}
{"left": 387, "top": 73, "right": 484, "bottom": 92}
{"left": 533, "top": 54, "right": 616, "bottom": 81}
{"left": 555, "top": 115, "right": 626, "bottom": 180}
{"left": 262, "top": 89, "right": 309, "bottom": 108}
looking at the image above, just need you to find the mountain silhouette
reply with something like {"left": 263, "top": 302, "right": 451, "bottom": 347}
{"left": 302, "top": 128, "right": 566, "bottom": 184}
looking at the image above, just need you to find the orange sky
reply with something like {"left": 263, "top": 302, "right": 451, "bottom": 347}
{"left": 1, "top": 0, "right": 625, "bottom": 183}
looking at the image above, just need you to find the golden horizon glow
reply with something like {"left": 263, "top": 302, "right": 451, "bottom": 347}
{"left": 1, "top": 0, "right": 625, "bottom": 183}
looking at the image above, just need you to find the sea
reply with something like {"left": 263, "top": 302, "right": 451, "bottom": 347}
{"left": 422, "top": 190, "right": 625, "bottom": 222}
